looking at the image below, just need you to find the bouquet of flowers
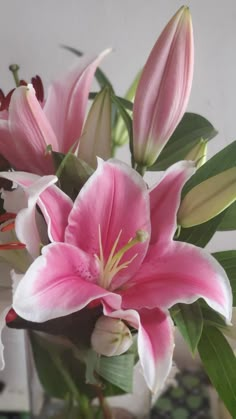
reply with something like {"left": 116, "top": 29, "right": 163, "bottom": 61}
{"left": 0, "top": 5, "right": 235, "bottom": 418}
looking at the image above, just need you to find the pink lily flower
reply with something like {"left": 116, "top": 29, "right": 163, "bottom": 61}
{"left": 1, "top": 160, "right": 232, "bottom": 393}
{"left": 133, "top": 6, "right": 194, "bottom": 168}
{"left": 0, "top": 50, "right": 110, "bottom": 174}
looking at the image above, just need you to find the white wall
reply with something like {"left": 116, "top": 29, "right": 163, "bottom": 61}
{"left": 0, "top": 0, "right": 235, "bottom": 406}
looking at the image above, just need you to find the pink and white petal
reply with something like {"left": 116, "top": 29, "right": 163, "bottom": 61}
{"left": 0, "top": 170, "right": 72, "bottom": 243}
{"left": 6, "top": 174, "right": 58, "bottom": 258}
{"left": 65, "top": 159, "right": 151, "bottom": 286}
{"left": 0, "top": 120, "right": 23, "bottom": 169}
{"left": 13, "top": 242, "right": 121, "bottom": 323}
{"left": 103, "top": 303, "right": 174, "bottom": 394}
{"left": 122, "top": 241, "right": 232, "bottom": 323}
{"left": 0, "top": 288, "right": 12, "bottom": 370}
{"left": 137, "top": 308, "right": 174, "bottom": 394}
{"left": 1, "top": 187, "right": 27, "bottom": 214}
{"left": 44, "top": 50, "right": 111, "bottom": 153}
{"left": 149, "top": 161, "right": 195, "bottom": 244}
{"left": 9, "top": 85, "right": 57, "bottom": 174}
{"left": 38, "top": 185, "right": 73, "bottom": 242}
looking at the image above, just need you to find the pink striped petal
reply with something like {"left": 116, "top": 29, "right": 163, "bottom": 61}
{"left": 8, "top": 85, "right": 57, "bottom": 174}
{"left": 103, "top": 303, "right": 174, "bottom": 393}
{"left": 149, "top": 161, "right": 195, "bottom": 243}
{"left": 13, "top": 242, "right": 121, "bottom": 322}
{"left": 44, "top": 50, "right": 111, "bottom": 153}
{"left": 122, "top": 241, "right": 232, "bottom": 323}
{"left": 65, "top": 159, "right": 150, "bottom": 287}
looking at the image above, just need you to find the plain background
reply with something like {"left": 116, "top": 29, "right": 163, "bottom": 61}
{"left": 0, "top": 0, "right": 235, "bottom": 404}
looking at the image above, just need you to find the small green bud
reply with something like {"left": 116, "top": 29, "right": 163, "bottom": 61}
{"left": 91, "top": 316, "right": 133, "bottom": 357}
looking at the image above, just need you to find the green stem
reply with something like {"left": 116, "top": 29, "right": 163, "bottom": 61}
{"left": 95, "top": 386, "right": 114, "bottom": 419}
{"left": 53, "top": 355, "right": 94, "bottom": 419}
{"left": 9, "top": 64, "right": 20, "bottom": 87}
{"left": 136, "top": 163, "right": 147, "bottom": 177}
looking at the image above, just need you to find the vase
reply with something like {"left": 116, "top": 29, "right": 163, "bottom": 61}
{"left": 26, "top": 331, "right": 152, "bottom": 419}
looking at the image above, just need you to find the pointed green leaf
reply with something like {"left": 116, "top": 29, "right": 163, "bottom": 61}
{"left": 213, "top": 250, "right": 236, "bottom": 306}
{"left": 61, "top": 45, "right": 114, "bottom": 92}
{"left": 171, "top": 302, "right": 203, "bottom": 354}
{"left": 149, "top": 113, "right": 217, "bottom": 171}
{"left": 112, "top": 71, "right": 140, "bottom": 148}
{"left": 198, "top": 326, "right": 236, "bottom": 417}
{"left": 176, "top": 210, "right": 226, "bottom": 247}
{"left": 96, "top": 353, "right": 135, "bottom": 393}
{"left": 218, "top": 201, "right": 236, "bottom": 231}
{"left": 111, "top": 94, "right": 133, "bottom": 155}
{"left": 53, "top": 152, "right": 94, "bottom": 200}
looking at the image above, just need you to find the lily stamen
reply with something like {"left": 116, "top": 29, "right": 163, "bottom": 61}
{"left": 0, "top": 242, "right": 26, "bottom": 250}
{"left": 1, "top": 221, "right": 15, "bottom": 232}
{"left": 0, "top": 213, "right": 16, "bottom": 223}
{"left": 96, "top": 225, "right": 149, "bottom": 289}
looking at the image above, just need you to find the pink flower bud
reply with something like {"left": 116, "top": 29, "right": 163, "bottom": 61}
{"left": 91, "top": 316, "right": 133, "bottom": 357}
{"left": 133, "top": 6, "right": 194, "bottom": 168}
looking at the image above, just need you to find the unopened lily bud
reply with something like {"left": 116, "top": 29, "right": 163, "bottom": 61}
{"left": 133, "top": 6, "right": 194, "bottom": 168}
{"left": 185, "top": 139, "right": 207, "bottom": 168}
{"left": 91, "top": 316, "right": 133, "bottom": 357}
{"left": 178, "top": 167, "right": 236, "bottom": 228}
{"left": 78, "top": 87, "right": 112, "bottom": 169}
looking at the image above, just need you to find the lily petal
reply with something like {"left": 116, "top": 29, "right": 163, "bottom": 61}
{"left": 0, "top": 288, "right": 12, "bottom": 370}
{"left": 133, "top": 6, "right": 194, "bottom": 167}
{"left": 44, "top": 50, "right": 111, "bottom": 153}
{"left": 9, "top": 85, "right": 57, "bottom": 173}
{"left": 103, "top": 303, "right": 174, "bottom": 394}
{"left": 13, "top": 242, "right": 121, "bottom": 322}
{"left": 65, "top": 159, "right": 150, "bottom": 286}
{"left": 149, "top": 161, "right": 195, "bottom": 243}
{"left": 0, "top": 171, "right": 72, "bottom": 245}
{"left": 122, "top": 241, "right": 232, "bottom": 323}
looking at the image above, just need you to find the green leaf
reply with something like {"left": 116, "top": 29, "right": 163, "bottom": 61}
{"left": 61, "top": 45, "right": 114, "bottom": 92}
{"left": 96, "top": 353, "right": 135, "bottom": 393}
{"left": 29, "top": 332, "right": 73, "bottom": 399}
{"left": 198, "top": 325, "right": 236, "bottom": 417}
{"left": 218, "top": 201, "right": 236, "bottom": 231}
{"left": 213, "top": 250, "right": 236, "bottom": 306}
{"left": 111, "top": 93, "right": 133, "bottom": 155}
{"left": 53, "top": 152, "right": 94, "bottom": 200}
{"left": 30, "top": 332, "right": 97, "bottom": 400}
{"left": 176, "top": 210, "right": 226, "bottom": 247}
{"left": 199, "top": 300, "right": 227, "bottom": 329}
{"left": 171, "top": 302, "right": 203, "bottom": 354}
{"left": 149, "top": 113, "right": 217, "bottom": 171}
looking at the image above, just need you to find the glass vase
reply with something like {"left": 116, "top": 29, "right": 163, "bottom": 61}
{"left": 26, "top": 331, "right": 151, "bottom": 419}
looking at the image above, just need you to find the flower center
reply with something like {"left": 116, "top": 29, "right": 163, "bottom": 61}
{"left": 96, "top": 225, "right": 148, "bottom": 289}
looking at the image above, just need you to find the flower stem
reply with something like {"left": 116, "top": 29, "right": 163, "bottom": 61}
{"left": 136, "top": 163, "right": 147, "bottom": 177}
{"left": 95, "top": 386, "right": 114, "bottom": 419}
